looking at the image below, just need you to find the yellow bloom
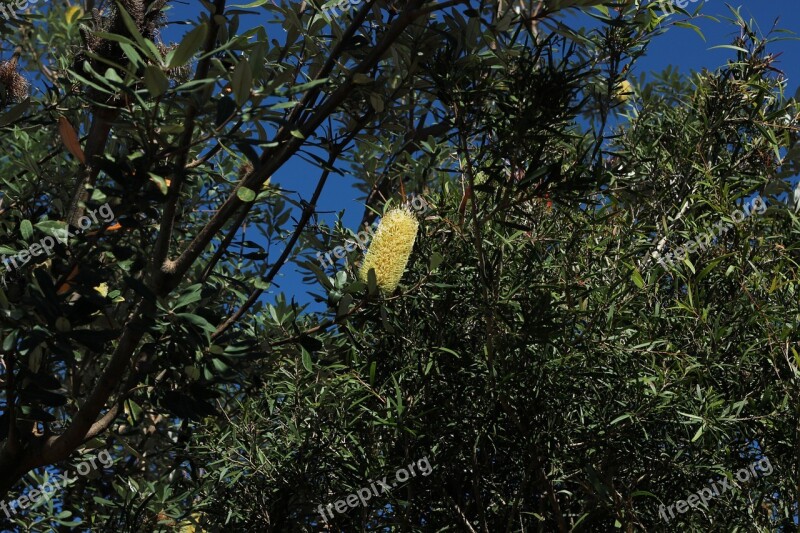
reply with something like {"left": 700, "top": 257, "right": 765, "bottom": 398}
{"left": 66, "top": 6, "right": 84, "bottom": 25}
{"left": 94, "top": 283, "right": 109, "bottom": 297}
{"left": 358, "top": 207, "right": 419, "bottom": 292}
{"left": 179, "top": 512, "right": 204, "bottom": 532}
{"left": 613, "top": 79, "right": 634, "bottom": 104}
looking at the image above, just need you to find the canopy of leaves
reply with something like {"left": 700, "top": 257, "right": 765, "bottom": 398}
{"left": 0, "top": 0, "right": 798, "bottom": 531}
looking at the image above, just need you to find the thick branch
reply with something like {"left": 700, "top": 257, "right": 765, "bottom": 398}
{"left": 66, "top": 107, "right": 119, "bottom": 226}
{"left": 46, "top": 297, "right": 155, "bottom": 462}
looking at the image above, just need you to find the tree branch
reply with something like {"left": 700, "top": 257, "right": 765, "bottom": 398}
{"left": 152, "top": 0, "right": 227, "bottom": 272}
{"left": 159, "top": 0, "right": 432, "bottom": 293}
{"left": 210, "top": 149, "right": 341, "bottom": 340}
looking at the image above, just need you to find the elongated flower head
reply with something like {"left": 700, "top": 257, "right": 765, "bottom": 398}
{"left": 613, "top": 79, "right": 633, "bottom": 104}
{"left": 359, "top": 207, "right": 419, "bottom": 292}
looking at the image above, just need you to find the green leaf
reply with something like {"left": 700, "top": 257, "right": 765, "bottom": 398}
{"left": 113, "top": 1, "right": 150, "bottom": 53}
{"left": 20, "top": 220, "right": 33, "bottom": 241}
{"left": 232, "top": 0, "right": 270, "bottom": 6}
{"left": 683, "top": 256, "right": 695, "bottom": 274}
{"left": 176, "top": 313, "right": 216, "bottom": 334}
{"left": 288, "top": 78, "right": 329, "bottom": 94}
{"left": 610, "top": 413, "right": 632, "bottom": 426}
{"left": 0, "top": 98, "right": 30, "bottom": 127}
{"left": 631, "top": 268, "right": 644, "bottom": 289}
{"left": 168, "top": 23, "right": 209, "bottom": 69}
{"left": 231, "top": 60, "right": 253, "bottom": 107}
{"left": 337, "top": 293, "right": 353, "bottom": 318}
{"left": 369, "top": 93, "right": 384, "bottom": 112}
{"left": 304, "top": 261, "right": 334, "bottom": 290}
{"left": 708, "top": 44, "right": 749, "bottom": 54}
{"left": 301, "top": 348, "right": 313, "bottom": 372}
{"left": 237, "top": 187, "right": 257, "bottom": 202}
{"left": 380, "top": 305, "right": 394, "bottom": 333}
{"left": 173, "top": 285, "right": 203, "bottom": 310}
{"left": 35, "top": 220, "right": 67, "bottom": 237}
{"left": 430, "top": 252, "right": 444, "bottom": 271}
{"left": 345, "top": 281, "right": 365, "bottom": 294}
{"left": 119, "top": 42, "right": 143, "bottom": 68}
{"left": 143, "top": 65, "right": 169, "bottom": 97}
{"left": 148, "top": 173, "right": 169, "bottom": 195}
{"left": 674, "top": 21, "right": 706, "bottom": 41}
{"left": 394, "top": 377, "right": 404, "bottom": 417}
{"left": 103, "top": 67, "right": 124, "bottom": 84}
{"left": 269, "top": 101, "right": 299, "bottom": 110}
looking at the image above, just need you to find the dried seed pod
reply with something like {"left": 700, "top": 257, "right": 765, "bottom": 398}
{"left": 0, "top": 57, "right": 29, "bottom": 104}
{"left": 157, "top": 43, "right": 192, "bottom": 81}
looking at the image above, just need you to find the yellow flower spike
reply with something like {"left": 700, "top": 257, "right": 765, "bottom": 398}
{"left": 358, "top": 207, "right": 420, "bottom": 293}
{"left": 94, "top": 283, "right": 109, "bottom": 297}
{"left": 613, "top": 79, "right": 634, "bottom": 104}
{"left": 66, "top": 6, "right": 84, "bottom": 25}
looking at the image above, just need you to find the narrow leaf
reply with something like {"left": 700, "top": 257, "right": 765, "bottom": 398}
{"left": 231, "top": 60, "right": 253, "bottom": 107}
{"left": 143, "top": 65, "right": 169, "bottom": 97}
{"left": 168, "top": 24, "right": 209, "bottom": 69}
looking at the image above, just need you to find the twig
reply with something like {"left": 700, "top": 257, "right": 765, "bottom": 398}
{"left": 152, "top": 0, "right": 228, "bottom": 276}
{"left": 211, "top": 148, "right": 342, "bottom": 340}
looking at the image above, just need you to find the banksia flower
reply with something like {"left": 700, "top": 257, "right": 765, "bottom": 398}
{"left": 65, "top": 5, "right": 85, "bottom": 25}
{"left": 358, "top": 207, "right": 419, "bottom": 293}
{"left": 94, "top": 282, "right": 109, "bottom": 297}
{"left": 612, "top": 79, "right": 634, "bottom": 104}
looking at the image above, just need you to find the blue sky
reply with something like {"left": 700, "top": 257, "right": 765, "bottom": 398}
{"left": 644, "top": 1, "right": 799, "bottom": 78}
{"left": 162, "top": 1, "right": 800, "bottom": 313}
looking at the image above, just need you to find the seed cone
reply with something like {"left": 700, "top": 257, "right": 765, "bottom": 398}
{"left": 0, "top": 57, "right": 29, "bottom": 104}
{"left": 79, "top": 0, "right": 167, "bottom": 85}
{"left": 358, "top": 207, "right": 419, "bottom": 293}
